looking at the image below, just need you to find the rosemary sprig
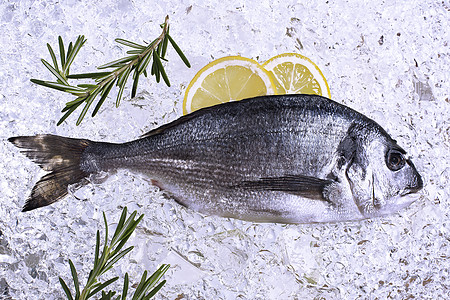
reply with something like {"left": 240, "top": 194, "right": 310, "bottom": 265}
{"left": 31, "top": 15, "right": 190, "bottom": 126}
{"left": 59, "top": 207, "right": 170, "bottom": 300}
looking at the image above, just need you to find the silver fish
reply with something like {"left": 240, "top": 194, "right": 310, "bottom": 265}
{"left": 9, "top": 94, "right": 423, "bottom": 223}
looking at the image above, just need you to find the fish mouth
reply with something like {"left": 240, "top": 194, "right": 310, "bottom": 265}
{"left": 397, "top": 189, "right": 422, "bottom": 206}
{"left": 400, "top": 189, "right": 419, "bottom": 197}
{"left": 394, "top": 181, "right": 423, "bottom": 206}
{"left": 405, "top": 160, "right": 424, "bottom": 193}
{"left": 399, "top": 172, "right": 423, "bottom": 197}
{"left": 400, "top": 181, "right": 423, "bottom": 197}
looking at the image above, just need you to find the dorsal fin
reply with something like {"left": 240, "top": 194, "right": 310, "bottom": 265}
{"left": 140, "top": 105, "right": 215, "bottom": 138}
{"left": 139, "top": 95, "right": 271, "bottom": 139}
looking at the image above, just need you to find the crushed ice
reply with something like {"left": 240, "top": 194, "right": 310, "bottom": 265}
{"left": 0, "top": 0, "right": 448, "bottom": 299}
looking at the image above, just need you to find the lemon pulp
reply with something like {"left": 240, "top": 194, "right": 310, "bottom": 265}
{"left": 183, "top": 56, "right": 276, "bottom": 114}
{"left": 262, "top": 53, "right": 331, "bottom": 97}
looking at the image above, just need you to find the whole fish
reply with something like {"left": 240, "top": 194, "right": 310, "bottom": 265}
{"left": 9, "top": 94, "right": 423, "bottom": 223}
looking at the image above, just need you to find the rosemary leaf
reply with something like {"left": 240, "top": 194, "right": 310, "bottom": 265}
{"left": 76, "top": 87, "right": 101, "bottom": 125}
{"left": 58, "top": 36, "right": 66, "bottom": 70}
{"left": 92, "top": 79, "right": 115, "bottom": 117}
{"left": 150, "top": 57, "right": 156, "bottom": 76}
{"left": 153, "top": 52, "right": 170, "bottom": 86}
{"left": 143, "top": 280, "right": 166, "bottom": 300}
{"left": 61, "top": 96, "right": 86, "bottom": 112}
{"left": 121, "top": 273, "right": 129, "bottom": 300}
{"left": 87, "top": 277, "right": 120, "bottom": 299}
{"left": 94, "top": 230, "right": 101, "bottom": 269}
{"left": 66, "top": 42, "right": 73, "bottom": 62}
{"left": 109, "top": 238, "right": 129, "bottom": 259}
{"left": 65, "top": 35, "right": 87, "bottom": 74}
{"left": 132, "top": 271, "right": 148, "bottom": 299}
{"left": 77, "top": 84, "right": 99, "bottom": 89}
{"left": 133, "top": 264, "right": 169, "bottom": 299}
{"left": 64, "top": 96, "right": 87, "bottom": 108}
{"left": 116, "top": 80, "right": 126, "bottom": 108}
{"left": 68, "top": 72, "right": 111, "bottom": 79}
{"left": 144, "top": 38, "right": 158, "bottom": 52}
{"left": 112, "top": 207, "right": 128, "bottom": 239}
{"left": 58, "top": 100, "right": 83, "bottom": 125}
{"left": 69, "top": 259, "right": 80, "bottom": 298}
{"left": 101, "top": 290, "right": 116, "bottom": 300}
{"left": 123, "top": 214, "right": 144, "bottom": 242}
{"left": 137, "top": 51, "right": 153, "bottom": 75}
{"left": 110, "top": 210, "right": 138, "bottom": 246}
{"left": 59, "top": 277, "right": 74, "bottom": 300}
{"left": 152, "top": 54, "right": 161, "bottom": 83}
{"left": 115, "top": 38, "right": 145, "bottom": 49}
{"left": 98, "top": 55, "right": 138, "bottom": 70}
{"left": 47, "top": 43, "right": 59, "bottom": 72}
{"left": 157, "top": 42, "right": 162, "bottom": 57}
{"left": 145, "top": 264, "right": 170, "bottom": 291}
{"left": 102, "top": 246, "right": 133, "bottom": 272}
{"left": 68, "top": 91, "right": 89, "bottom": 97}
{"left": 41, "top": 59, "right": 69, "bottom": 85}
{"left": 30, "top": 79, "right": 82, "bottom": 93}
{"left": 101, "top": 212, "right": 110, "bottom": 262}
{"left": 66, "top": 41, "right": 74, "bottom": 76}
{"left": 131, "top": 68, "right": 139, "bottom": 98}
{"left": 167, "top": 34, "right": 191, "bottom": 67}
{"left": 89, "top": 251, "right": 107, "bottom": 289}
{"left": 117, "top": 65, "right": 132, "bottom": 87}
{"left": 116, "top": 66, "right": 133, "bottom": 107}
{"left": 161, "top": 35, "right": 169, "bottom": 59}
{"left": 126, "top": 49, "right": 143, "bottom": 55}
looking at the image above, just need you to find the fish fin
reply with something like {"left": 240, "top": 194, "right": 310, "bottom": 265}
{"left": 140, "top": 95, "right": 267, "bottom": 138}
{"left": 237, "top": 175, "right": 333, "bottom": 201}
{"left": 140, "top": 102, "right": 223, "bottom": 138}
{"left": 8, "top": 135, "right": 91, "bottom": 211}
{"left": 140, "top": 111, "right": 201, "bottom": 138}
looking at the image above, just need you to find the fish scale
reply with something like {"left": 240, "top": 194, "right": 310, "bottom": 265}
{"left": 9, "top": 94, "right": 423, "bottom": 223}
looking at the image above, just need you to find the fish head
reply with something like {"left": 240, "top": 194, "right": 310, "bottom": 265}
{"left": 344, "top": 129, "right": 423, "bottom": 218}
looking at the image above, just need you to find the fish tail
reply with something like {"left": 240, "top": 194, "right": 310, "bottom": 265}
{"left": 8, "top": 134, "right": 92, "bottom": 212}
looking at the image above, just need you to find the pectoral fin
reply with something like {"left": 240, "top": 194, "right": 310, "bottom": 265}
{"left": 237, "top": 175, "right": 333, "bottom": 201}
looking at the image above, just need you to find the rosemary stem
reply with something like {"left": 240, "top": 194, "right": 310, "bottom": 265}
{"left": 87, "top": 16, "right": 170, "bottom": 102}
{"left": 32, "top": 15, "right": 190, "bottom": 125}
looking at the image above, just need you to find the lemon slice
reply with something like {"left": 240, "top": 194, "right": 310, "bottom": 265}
{"left": 262, "top": 53, "right": 331, "bottom": 98}
{"left": 183, "top": 56, "right": 277, "bottom": 114}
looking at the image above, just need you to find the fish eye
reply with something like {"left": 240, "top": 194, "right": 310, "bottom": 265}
{"left": 386, "top": 149, "right": 406, "bottom": 171}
